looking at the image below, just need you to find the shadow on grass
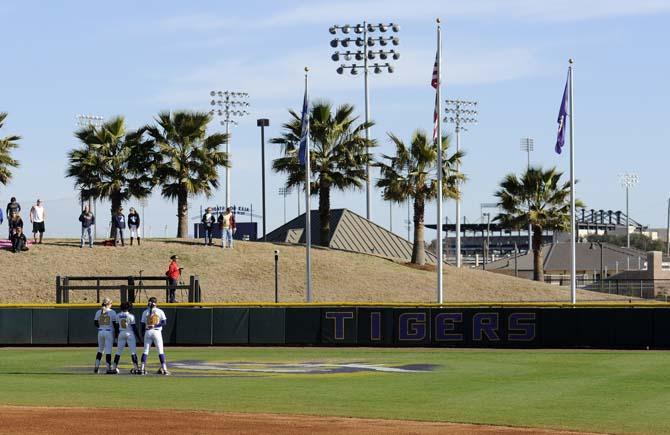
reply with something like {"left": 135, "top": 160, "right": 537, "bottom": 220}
{"left": 157, "top": 239, "right": 208, "bottom": 247}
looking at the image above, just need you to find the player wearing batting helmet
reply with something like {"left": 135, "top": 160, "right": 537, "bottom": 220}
{"left": 139, "top": 297, "right": 169, "bottom": 375}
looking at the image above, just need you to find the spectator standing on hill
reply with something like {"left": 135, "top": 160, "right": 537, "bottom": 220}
{"left": 8, "top": 212, "right": 23, "bottom": 239}
{"left": 79, "top": 206, "right": 95, "bottom": 248}
{"left": 5, "top": 197, "right": 20, "bottom": 238}
{"left": 113, "top": 207, "right": 127, "bottom": 246}
{"left": 127, "top": 207, "right": 141, "bottom": 246}
{"left": 218, "top": 207, "right": 236, "bottom": 249}
{"left": 11, "top": 226, "right": 28, "bottom": 253}
{"left": 201, "top": 207, "right": 215, "bottom": 246}
{"left": 29, "top": 199, "right": 46, "bottom": 244}
{"left": 6, "top": 196, "right": 20, "bottom": 218}
{"left": 165, "top": 254, "right": 180, "bottom": 303}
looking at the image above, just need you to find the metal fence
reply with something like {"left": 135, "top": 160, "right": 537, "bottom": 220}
{"left": 544, "top": 277, "right": 670, "bottom": 300}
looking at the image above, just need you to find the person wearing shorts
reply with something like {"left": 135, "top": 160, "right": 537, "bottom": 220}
{"left": 29, "top": 199, "right": 46, "bottom": 244}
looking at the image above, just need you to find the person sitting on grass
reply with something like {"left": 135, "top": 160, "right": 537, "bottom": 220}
{"left": 11, "top": 226, "right": 28, "bottom": 253}
{"left": 8, "top": 212, "right": 23, "bottom": 240}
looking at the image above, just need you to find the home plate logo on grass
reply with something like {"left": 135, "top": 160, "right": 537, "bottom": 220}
{"left": 170, "top": 361, "right": 437, "bottom": 375}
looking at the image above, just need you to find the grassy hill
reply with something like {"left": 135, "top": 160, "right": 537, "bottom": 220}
{"left": 0, "top": 238, "right": 626, "bottom": 304}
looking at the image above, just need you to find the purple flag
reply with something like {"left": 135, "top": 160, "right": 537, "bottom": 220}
{"left": 298, "top": 85, "right": 309, "bottom": 166}
{"left": 555, "top": 71, "right": 569, "bottom": 154}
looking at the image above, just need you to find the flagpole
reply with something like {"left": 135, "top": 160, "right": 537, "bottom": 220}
{"left": 568, "top": 59, "right": 576, "bottom": 304}
{"left": 436, "top": 19, "right": 444, "bottom": 304}
{"left": 304, "top": 67, "right": 313, "bottom": 302}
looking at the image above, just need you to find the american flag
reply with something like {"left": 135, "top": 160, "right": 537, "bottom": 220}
{"left": 431, "top": 49, "right": 440, "bottom": 143}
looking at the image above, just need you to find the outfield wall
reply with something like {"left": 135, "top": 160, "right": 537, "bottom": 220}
{"left": 1, "top": 305, "right": 669, "bottom": 348}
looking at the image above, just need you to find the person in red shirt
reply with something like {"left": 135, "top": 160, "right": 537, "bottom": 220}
{"left": 166, "top": 255, "right": 181, "bottom": 303}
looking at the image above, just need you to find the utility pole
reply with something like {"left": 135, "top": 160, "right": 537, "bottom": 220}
{"left": 256, "top": 118, "right": 270, "bottom": 241}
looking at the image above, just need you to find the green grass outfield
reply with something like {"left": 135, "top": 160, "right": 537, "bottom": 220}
{"left": 1, "top": 347, "right": 669, "bottom": 434}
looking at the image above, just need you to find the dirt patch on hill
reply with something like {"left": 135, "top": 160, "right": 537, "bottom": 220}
{"left": 0, "top": 406, "right": 595, "bottom": 434}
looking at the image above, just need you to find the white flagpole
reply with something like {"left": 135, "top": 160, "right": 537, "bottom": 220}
{"left": 304, "top": 67, "right": 313, "bottom": 302}
{"left": 569, "top": 59, "right": 576, "bottom": 304}
{"left": 436, "top": 19, "right": 444, "bottom": 304}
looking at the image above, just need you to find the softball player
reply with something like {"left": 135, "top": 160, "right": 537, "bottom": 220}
{"left": 111, "top": 302, "right": 142, "bottom": 374}
{"left": 139, "top": 297, "right": 169, "bottom": 375}
{"left": 93, "top": 297, "right": 118, "bottom": 374}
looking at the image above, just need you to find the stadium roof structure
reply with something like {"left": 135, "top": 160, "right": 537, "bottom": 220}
{"left": 484, "top": 242, "right": 647, "bottom": 274}
{"left": 266, "top": 208, "right": 436, "bottom": 264}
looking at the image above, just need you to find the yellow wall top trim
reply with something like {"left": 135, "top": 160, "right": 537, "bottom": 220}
{"left": 1, "top": 301, "right": 668, "bottom": 309}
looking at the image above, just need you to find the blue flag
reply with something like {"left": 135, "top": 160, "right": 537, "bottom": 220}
{"left": 555, "top": 70, "right": 569, "bottom": 154}
{"left": 298, "top": 86, "right": 309, "bottom": 167}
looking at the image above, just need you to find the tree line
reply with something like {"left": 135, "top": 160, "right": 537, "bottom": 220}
{"left": 0, "top": 106, "right": 579, "bottom": 282}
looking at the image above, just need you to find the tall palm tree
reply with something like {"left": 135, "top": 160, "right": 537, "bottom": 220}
{"left": 66, "top": 116, "right": 157, "bottom": 237}
{"left": 145, "top": 111, "right": 229, "bottom": 238}
{"left": 494, "top": 166, "right": 583, "bottom": 281}
{"left": 271, "top": 101, "right": 374, "bottom": 246}
{"left": 376, "top": 130, "right": 463, "bottom": 265}
{"left": 0, "top": 113, "right": 20, "bottom": 187}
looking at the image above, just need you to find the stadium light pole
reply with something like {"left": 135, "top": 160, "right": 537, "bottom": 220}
{"left": 444, "top": 99, "right": 478, "bottom": 267}
{"left": 278, "top": 187, "right": 292, "bottom": 224}
{"left": 76, "top": 114, "right": 104, "bottom": 240}
{"left": 256, "top": 118, "right": 270, "bottom": 241}
{"left": 520, "top": 137, "right": 534, "bottom": 251}
{"left": 209, "top": 91, "right": 250, "bottom": 208}
{"left": 329, "top": 21, "right": 400, "bottom": 221}
{"left": 619, "top": 173, "right": 639, "bottom": 248}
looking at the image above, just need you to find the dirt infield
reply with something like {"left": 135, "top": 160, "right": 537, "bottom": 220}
{"left": 0, "top": 406, "right": 595, "bottom": 434}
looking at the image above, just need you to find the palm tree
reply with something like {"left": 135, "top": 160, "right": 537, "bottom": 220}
{"left": 271, "top": 101, "right": 374, "bottom": 246}
{"left": 145, "top": 111, "right": 229, "bottom": 238}
{"left": 0, "top": 113, "right": 20, "bottom": 187}
{"left": 376, "top": 130, "right": 463, "bottom": 265}
{"left": 66, "top": 116, "right": 157, "bottom": 237}
{"left": 494, "top": 166, "right": 583, "bottom": 281}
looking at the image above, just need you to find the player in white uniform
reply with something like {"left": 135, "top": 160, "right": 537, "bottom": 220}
{"left": 111, "top": 302, "right": 142, "bottom": 374}
{"left": 93, "top": 297, "right": 118, "bottom": 374}
{"left": 140, "top": 297, "right": 169, "bottom": 375}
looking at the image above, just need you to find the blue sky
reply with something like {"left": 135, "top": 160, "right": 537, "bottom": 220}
{"left": 1, "top": 0, "right": 669, "bottom": 237}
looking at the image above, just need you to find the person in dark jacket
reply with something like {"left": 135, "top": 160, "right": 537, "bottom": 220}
{"left": 112, "top": 207, "right": 127, "bottom": 246}
{"left": 11, "top": 226, "right": 28, "bottom": 253}
{"left": 127, "top": 207, "right": 141, "bottom": 246}
{"left": 79, "top": 206, "right": 95, "bottom": 248}
{"left": 6, "top": 197, "right": 20, "bottom": 219}
{"left": 201, "top": 207, "right": 216, "bottom": 246}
